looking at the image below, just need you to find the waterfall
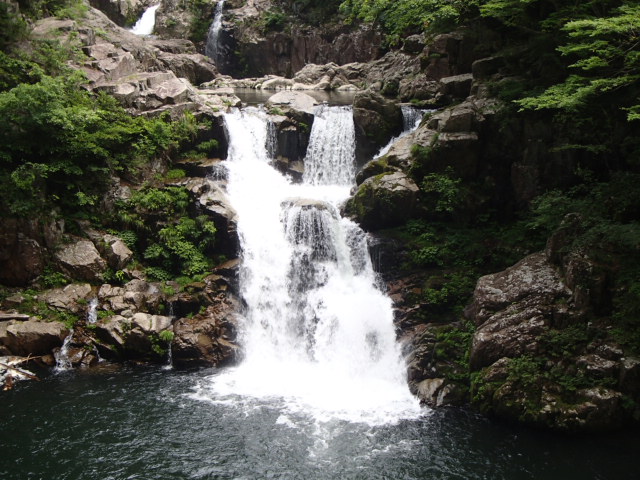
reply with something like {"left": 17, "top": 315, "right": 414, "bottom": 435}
{"left": 129, "top": 4, "right": 160, "bottom": 36}
{"left": 401, "top": 105, "right": 426, "bottom": 131}
{"left": 374, "top": 106, "right": 429, "bottom": 159}
{"left": 195, "top": 106, "right": 420, "bottom": 424}
{"left": 303, "top": 105, "right": 356, "bottom": 186}
{"left": 205, "top": 0, "right": 225, "bottom": 63}
{"left": 87, "top": 298, "right": 98, "bottom": 324}
{"left": 54, "top": 331, "right": 73, "bottom": 372}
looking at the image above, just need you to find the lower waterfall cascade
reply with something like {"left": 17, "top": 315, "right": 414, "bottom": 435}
{"left": 191, "top": 105, "right": 422, "bottom": 424}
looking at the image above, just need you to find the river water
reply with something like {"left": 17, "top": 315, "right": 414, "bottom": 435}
{"left": 1, "top": 366, "right": 637, "bottom": 480}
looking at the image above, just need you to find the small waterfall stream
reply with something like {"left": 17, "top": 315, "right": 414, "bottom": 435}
{"left": 205, "top": 0, "right": 225, "bottom": 63}
{"left": 375, "top": 105, "right": 429, "bottom": 159}
{"left": 193, "top": 106, "right": 421, "bottom": 424}
{"left": 129, "top": 4, "right": 160, "bottom": 36}
{"left": 54, "top": 331, "right": 73, "bottom": 372}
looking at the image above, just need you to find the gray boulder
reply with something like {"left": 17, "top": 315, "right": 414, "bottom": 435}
{"left": 0, "top": 320, "right": 69, "bottom": 356}
{"left": 55, "top": 238, "right": 107, "bottom": 283}
{"left": 344, "top": 171, "right": 419, "bottom": 231}
{"left": 172, "top": 293, "right": 240, "bottom": 367}
{"left": 40, "top": 284, "right": 93, "bottom": 314}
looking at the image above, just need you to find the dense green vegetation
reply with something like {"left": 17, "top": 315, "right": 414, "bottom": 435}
{"left": 0, "top": 1, "right": 217, "bottom": 286}
{"left": 111, "top": 185, "right": 217, "bottom": 281}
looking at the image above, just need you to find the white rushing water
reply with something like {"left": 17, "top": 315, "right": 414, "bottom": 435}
{"left": 54, "top": 331, "right": 73, "bottom": 372}
{"left": 129, "top": 4, "right": 160, "bottom": 36}
{"left": 205, "top": 0, "right": 225, "bottom": 63}
{"left": 193, "top": 106, "right": 421, "bottom": 425}
{"left": 374, "top": 105, "right": 429, "bottom": 159}
{"left": 87, "top": 297, "right": 98, "bottom": 324}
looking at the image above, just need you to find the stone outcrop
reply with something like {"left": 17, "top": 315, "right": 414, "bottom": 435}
{"left": 343, "top": 171, "right": 419, "bottom": 230}
{"left": 0, "top": 319, "right": 69, "bottom": 356}
{"left": 98, "top": 279, "right": 164, "bottom": 316}
{"left": 89, "top": 0, "right": 146, "bottom": 27}
{"left": 40, "top": 284, "right": 93, "bottom": 314}
{"left": 466, "top": 252, "right": 571, "bottom": 370}
{"left": 216, "top": 1, "right": 383, "bottom": 77}
{"left": 352, "top": 90, "right": 403, "bottom": 164}
{"left": 94, "top": 312, "right": 173, "bottom": 359}
{"left": 183, "top": 177, "right": 239, "bottom": 257}
{"left": 0, "top": 218, "right": 64, "bottom": 287}
{"left": 462, "top": 239, "right": 639, "bottom": 431}
{"left": 32, "top": 7, "right": 223, "bottom": 118}
{"left": 265, "top": 91, "right": 316, "bottom": 180}
{"left": 172, "top": 292, "right": 240, "bottom": 367}
{"left": 55, "top": 238, "right": 108, "bottom": 283}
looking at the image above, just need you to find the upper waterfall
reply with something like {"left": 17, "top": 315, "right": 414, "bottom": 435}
{"left": 129, "top": 4, "right": 160, "bottom": 36}
{"left": 303, "top": 105, "right": 356, "bottom": 186}
{"left": 192, "top": 106, "right": 421, "bottom": 425}
{"left": 205, "top": 0, "right": 226, "bottom": 63}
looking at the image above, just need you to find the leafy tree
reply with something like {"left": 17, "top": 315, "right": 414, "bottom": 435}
{"left": 513, "top": 3, "right": 640, "bottom": 121}
{"left": 340, "top": 0, "right": 479, "bottom": 43}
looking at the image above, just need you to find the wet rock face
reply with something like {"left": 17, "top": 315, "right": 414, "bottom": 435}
{"left": 32, "top": 7, "right": 222, "bottom": 119}
{"left": 352, "top": 90, "right": 403, "bottom": 165}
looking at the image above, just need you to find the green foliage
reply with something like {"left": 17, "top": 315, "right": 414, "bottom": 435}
{"left": 261, "top": 8, "right": 287, "bottom": 32}
{"left": 514, "top": 3, "right": 640, "bottom": 121}
{"left": 188, "top": 0, "right": 216, "bottom": 43}
{"left": 421, "top": 168, "right": 462, "bottom": 213}
{"left": 166, "top": 168, "right": 186, "bottom": 180}
{"left": 40, "top": 267, "right": 69, "bottom": 288}
{"left": 0, "top": 61, "right": 196, "bottom": 217}
{"left": 340, "top": 0, "right": 479, "bottom": 43}
{"left": 158, "top": 330, "right": 174, "bottom": 343}
{"left": 278, "top": 0, "right": 343, "bottom": 25}
{"left": 114, "top": 186, "right": 217, "bottom": 279}
{"left": 0, "top": 3, "right": 28, "bottom": 51}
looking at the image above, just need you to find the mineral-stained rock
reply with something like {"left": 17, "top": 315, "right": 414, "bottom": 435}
{"left": 55, "top": 238, "right": 107, "bottom": 283}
